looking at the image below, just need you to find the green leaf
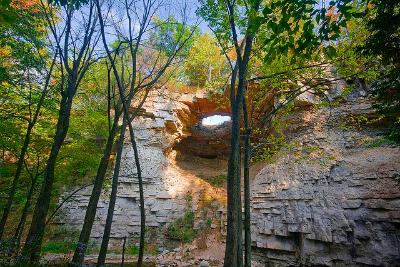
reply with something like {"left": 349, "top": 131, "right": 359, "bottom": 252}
{"left": 324, "top": 45, "right": 337, "bottom": 58}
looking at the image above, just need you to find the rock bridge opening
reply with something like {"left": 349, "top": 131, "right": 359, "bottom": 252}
{"left": 170, "top": 96, "right": 231, "bottom": 181}
{"left": 201, "top": 114, "right": 231, "bottom": 127}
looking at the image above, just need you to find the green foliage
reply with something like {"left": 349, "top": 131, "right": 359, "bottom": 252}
{"left": 261, "top": 0, "right": 360, "bottom": 63}
{"left": 199, "top": 174, "right": 226, "bottom": 188}
{"left": 198, "top": 0, "right": 359, "bottom": 64}
{"left": 364, "top": 136, "right": 397, "bottom": 148}
{"left": 41, "top": 240, "right": 77, "bottom": 254}
{"left": 0, "top": 0, "right": 16, "bottom": 24}
{"left": 184, "top": 34, "right": 228, "bottom": 87}
{"left": 184, "top": 192, "right": 193, "bottom": 205}
{"left": 370, "top": 68, "right": 400, "bottom": 142}
{"left": 151, "top": 16, "right": 199, "bottom": 57}
{"left": 196, "top": 0, "right": 234, "bottom": 52}
{"left": 339, "top": 113, "right": 385, "bottom": 131}
{"left": 0, "top": 0, "right": 48, "bottom": 86}
{"left": 41, "top": 225, "right": 80, "bottom": 256}
{"left": 361, "top": 0, "right": 400, "bottom": 65}
{"left": 363, "top": 64, "right": 400, "bottom": 142}
{"left": 0, "top": 0, "right": 54, "bottom": 167}
{"left": 0, "top": 163, "right": 15, "bottom": 178}
{"left": 334, "top": 17, "right": 380, "bottom": 82}
{"left": 127, "top": 244, "right": 139, "bottom": 256}
{"left": 358, "top": 0, "right": 400, "bottom": 142}
{"left": 393, "top": 171, "right": 400, "bottom": 184}
{"left": 53, "top": 63, "right": 110, "bottom": 190}
{"left": 165, "top": 191, "right": 197, "bottom": 242}
{"left": 251, "top": 128, "right": 286, "bottom": 162}
{"left": 165, "top": 211, "right": 196, "bottom": 243}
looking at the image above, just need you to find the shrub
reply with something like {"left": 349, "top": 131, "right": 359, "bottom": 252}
{"left": 127, "top": 244, "right": 139, "bottom": 256}
{"left": 41, "top": 241, "right": 76, "bottom": 254}
{"left": 165, "top": 211, "right": 196, "bottom": 243}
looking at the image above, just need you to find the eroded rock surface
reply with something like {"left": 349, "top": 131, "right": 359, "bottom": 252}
{"left": 59, "top": 83, "right": 400, "bottom": 267}
{"left": 251, "top": 99, "right": 400, "bottom": 266}
{"left": 60, "top": 90, "right": 227, "bottom": 247}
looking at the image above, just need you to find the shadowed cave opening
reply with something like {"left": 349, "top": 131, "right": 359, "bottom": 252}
{"left": 171, "top": 112, "right": 231, "bottom": 185}
{"left": 173, "top": 114, "right": 231, "bottom": 160}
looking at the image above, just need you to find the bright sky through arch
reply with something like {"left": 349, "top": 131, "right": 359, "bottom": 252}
{"left": 202, "top": 115, "right": 231, "bottom": 126}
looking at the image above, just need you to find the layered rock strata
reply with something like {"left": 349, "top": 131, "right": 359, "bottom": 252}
{"left": 59, "top": 90, "right": 228, "bottom": 246}
{"left": 251, "top": 98, "right": 400, "bottom": 266}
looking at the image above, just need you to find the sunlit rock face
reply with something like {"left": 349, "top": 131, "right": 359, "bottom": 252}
{"left": 60, "top": 90, "right": 228, "bottom": 246}
{"left": 173, "top": 94, "right": 232, "bottom": 159}
{"left": 251, "top": 91, "right": 400, "bottom": 266}
{"left": 59, "top": 67, "right": 400, "bottom": 266}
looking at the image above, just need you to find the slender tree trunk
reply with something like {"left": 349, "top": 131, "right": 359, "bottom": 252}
{"left": 121, "top": 236, "right": 126, "bottom": 267}
{"left": 237, "top": 135, "right": 243, "bottom": 267}
{"left": 97, "top": 119, "right": 127, "bottom": 267}
{"left": 107, "top": 85, "right": 146, "bottom": 267}
{"left": 0, "top": 124, "right": 33, "bottom": 242}
{"left": 224, "top": 69, "right": 244, "bottom": 267}
{"left": 71, "top": 110, "right": 120, "bottom": 266}
{"left": 46, "top": 182, "right": 95, "bottom": 227}
{"left": 129, "top": 125, "right": 145, "bottom": 267}
{"left": 95, "top": 2, "right": 146, "bottom": 264}
{"left": 9, "top": 172, "right": 39, "bottom": 258}
{"left": 243, "top": 96, "right": 251, "bottom": 267}
{"left": 224, "top": 17, "right": 259, "bottom": 267}
{"left": 0, "top": 56, "right": 56, "bottom": 241}
{"left": 19, "top": 80, "right": 75, "bottom": 264}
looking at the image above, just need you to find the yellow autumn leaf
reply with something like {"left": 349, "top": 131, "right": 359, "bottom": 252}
{"left": 0, "top": 46, "right": 12, "bottom": 57}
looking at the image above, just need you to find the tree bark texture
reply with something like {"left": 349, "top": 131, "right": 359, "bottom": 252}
{"left": 20, "top": 76, "right": 76, "bottom": 264}
{"left": 71, "top": 110, "right": 120, "bottom": 266}
{"left": 96, "top": 119, "right": 126, "bottom": 267}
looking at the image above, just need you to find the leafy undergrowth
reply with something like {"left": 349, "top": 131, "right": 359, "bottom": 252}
{"left": 198, "top": 174, "right": 226, "bottom": 188}
{"left": 126, "top": 242, "right": 158, "bottom": 256}
{"left": 364, "top": 136, "right": 398, "bottom": 148}
{"left": 165, "top": 211, "right": 196, "bottom": 243}
{"left": 41, "top": 241, "right": 77, "bottom": 254}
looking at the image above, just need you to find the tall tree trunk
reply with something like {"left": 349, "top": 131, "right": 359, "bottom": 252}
{"left": 71, "top": 110, "right": 120, "bottom": 266}
{"left": 9, "top": 171, "right": 39, "bottom": 258}
{"left": 121, "top": 236, "right": 126, "bottom": 267}
{"left": 224, "top": 14, "right": 259, "bottom": 266}
{"left": 97, "top": 119, "right": 126, "bottom": 267}
{"left": 110, "top": 85, "right": 145, "bottom": 267}
{"left": 0, "top": 56, "right": 56, "bottom": 241}
{"left": 224, "top": 68, "right": 243, "bottom": 267}
{"left": 94, "top": 2, "right": 146, "bottom": 264}
{"left": 129, "top": 125, "right": 145, "bottom": 267}
{"left": 19, "top": 80, "right": 75, "bottom": 264}
{"left": 0, "top": 124, "right": 33, "bottom": 242}
{"left": 243, "top": 96, "right": 251, "bottom": 267}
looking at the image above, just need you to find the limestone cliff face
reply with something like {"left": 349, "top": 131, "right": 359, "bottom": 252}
{"left": 251, "top": 97, "right": 400, "bottom": 266}
{"left": 59, "top": 82, "right": 400, "bottom": 266}
{"left": 60, "top": 90, "right": 228, "bottom": 246}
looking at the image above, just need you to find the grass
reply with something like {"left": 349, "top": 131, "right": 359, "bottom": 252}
{"left": 127, "top": 244, "right": 139, "bottom": 256}
{"left": 41, "top": 241, "right": 77, "bottom": 254}
{"left": 364, "top": 136, "right": 397, "bottom": 148}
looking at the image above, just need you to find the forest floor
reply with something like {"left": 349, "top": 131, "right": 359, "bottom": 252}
{"left": 42, "top": 230, "right": 225, "bottom": 266}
